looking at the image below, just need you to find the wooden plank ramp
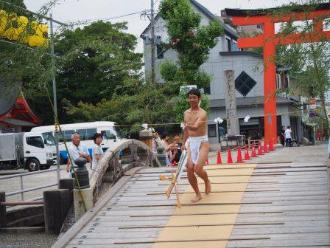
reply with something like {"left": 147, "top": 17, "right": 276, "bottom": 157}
{"left": 53, "top": 158, "right": 330, "bottom": 248}
{"left": 227, "top": 161, "right": 330, "bottom": 248}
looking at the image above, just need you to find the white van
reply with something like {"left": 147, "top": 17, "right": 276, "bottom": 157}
{"left": 0, "top": 132, "right": 56, "bottom": 171}
{"left": 31, "top": 121, "right": 121, "bottom": 163}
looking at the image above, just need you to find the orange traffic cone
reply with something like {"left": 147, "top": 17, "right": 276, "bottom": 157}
{"left": 244, "top": 146, "right": 250, "bottom": 160}
{"left": 263, "top": 143, "right": 268, "bottom": 153}
{"left": 269, "top": 140, "right": 274, "bottom": 151}
{"left": 216, "top": 150, "right": 222, "bottom": 164}
{"left": 236, "top": 147, "right": 243, "bottom": 163}
{"left": 251, "top": 146, "right": 257, "bottom": 157}
{"left": 227, "top": 148, "right": 233, "bottom": 164}
{"left": 258, "top": 145, "right": 263, "bottom": 155}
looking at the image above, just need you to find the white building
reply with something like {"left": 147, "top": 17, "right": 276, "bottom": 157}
{"left": 141, "top": 0, "right": 304, "bottom": 145}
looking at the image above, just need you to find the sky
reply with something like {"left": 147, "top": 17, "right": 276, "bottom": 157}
{"left": 24, "top": 0, "right": 302, "bottom": 52}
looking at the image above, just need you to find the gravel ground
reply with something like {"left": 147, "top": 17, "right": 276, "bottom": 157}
{"left": 208, "top": 143, "right": 328, "bottom": 164}
{"left": 0, "top": 232, "right": 57, "bottom": 248}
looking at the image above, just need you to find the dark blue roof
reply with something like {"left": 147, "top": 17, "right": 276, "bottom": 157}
{"left": 190, "top": 0, "right": 216, "bottom": 20}
{"left": 190, "top": 0, "right": 238, "bottom": 39}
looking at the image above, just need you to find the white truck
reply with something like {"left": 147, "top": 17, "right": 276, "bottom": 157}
{"left": 0, "top": 132, "right": 56, "bottom": 171}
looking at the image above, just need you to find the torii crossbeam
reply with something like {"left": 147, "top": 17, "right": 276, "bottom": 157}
{"left": 225, "top": 3, "right": 330, "bottom": 143}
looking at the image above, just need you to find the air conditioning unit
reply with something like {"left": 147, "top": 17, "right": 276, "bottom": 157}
{"left": 179, "top": 85, "right": 198, "bottom": 94}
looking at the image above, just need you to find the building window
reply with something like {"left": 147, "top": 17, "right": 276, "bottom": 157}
{"left": 204, "top": 86, "right": 211, "bottom": 95}
{"left": 276, "top": 73, "right": 280, "bottom": 89}
{"left": 26, "top": 136, "right": 44, "bottom": 148}
{"left": 280, "top": 72, "right": 289, "bottom": 89}
{"left": 208, "top": 124, "right": 217, "bottom": 137}
{"left": 231, "top": 41, "right": 239, "bottom": 51}
{"left": 226, "top": 37, "right": 231, "bottom": 52}
{"left": 235, "top": 71, "right": 257, "bottom": 97}
{"left": 157, "top": 44, "right": 164, "bottom": 59}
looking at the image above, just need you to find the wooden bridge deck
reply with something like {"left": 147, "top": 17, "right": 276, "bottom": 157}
{"left": 54, "top": 147, "right": 330, "bottom": 248}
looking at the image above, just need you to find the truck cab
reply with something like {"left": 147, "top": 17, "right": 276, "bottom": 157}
{"left": 24, "top": 132, "right": 56, "bottom": 171}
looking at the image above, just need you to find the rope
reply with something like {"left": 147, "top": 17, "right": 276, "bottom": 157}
{"left": 45, "top": 89, "right": 88, "bottom": 212}
{"left": 106, "top": 108, "right": 320, "bottom": 128}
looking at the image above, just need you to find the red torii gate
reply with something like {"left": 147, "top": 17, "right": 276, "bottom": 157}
{"left": 225, "top": 3, "right": 330, "bottom": 144}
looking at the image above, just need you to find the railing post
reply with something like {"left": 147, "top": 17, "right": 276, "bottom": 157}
{"left": 59, "top": 178, "right": 74, "bottom": 207}
{"left": 44, "top": 189, "right": 71, "bottom": 234}
{"left": 327, "top": 159, "right": 330, "bottom": 225}
{"left": 20, "top": 176, "right": 24, "bottom": 201}
{"left": 0, "top": 192, "right": 6, "bottom": 227}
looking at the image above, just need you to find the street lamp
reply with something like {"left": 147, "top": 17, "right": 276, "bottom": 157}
{"left": 214, "top": 117, "right": 224, "bottom": 144}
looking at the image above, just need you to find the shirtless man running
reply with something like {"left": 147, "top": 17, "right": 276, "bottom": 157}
{"left": 182, "top": 88, "right": 211, "bottom": 203}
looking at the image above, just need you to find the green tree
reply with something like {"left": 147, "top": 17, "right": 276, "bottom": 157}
{"left": 0, "top": 0, "right": 27, "bottom": 16}
{"left": 66, "top": 82, "right": 178, "bottom": 137}
{"left": 159, "top": 0, "right": 223, "bottom": 89}
{"left": 8, "top": 20, "right": 143, "bottom": 125}
{"left": 0, "top": 1, "right": 52, "bottom": 118}
{"left": 53, "top": 21, "right": 143, "bottom": 123}
{"left": 275, "top": 1, "right": 330, "bottom": 137}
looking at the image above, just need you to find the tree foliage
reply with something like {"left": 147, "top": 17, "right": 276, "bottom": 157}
{"left": 159, "top": 0, "right": 223, "bottom": 88}
{"left": 0, "top": 0, "right": 52, "bottom": 112}
{"left": 2, "top": 20, "right": 143, "bottom": 125}
{"left": 0, "top": 0, "right": 214, "bottom": 137}
{"left": 53, "top": 21, "right": 143, "bottom": 123}
{"left": 275, "top": 1, "right": 330, "bottom": 136}
{"left": 66, "top": 82, "right": 178, "bottom": 136}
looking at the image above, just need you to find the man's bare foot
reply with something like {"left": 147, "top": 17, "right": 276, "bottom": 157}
{"left": 205, "top": 180, "right": 211, "bottom": 195}
{"left": 191, "top": 194, "right": 202, "bottom": 203}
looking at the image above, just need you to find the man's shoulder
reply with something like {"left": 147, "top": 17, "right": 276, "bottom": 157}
{"left": 199, "top": 108, "right": 207, "bottom": 117}
{"left": 199, "top": 108, "right": 207, "bottom": 114}
{"left": 68, "top": 144, "right": 76, "bottom": 150}
{"left": 184, "top": 109, "right": 190, "bottom": 115}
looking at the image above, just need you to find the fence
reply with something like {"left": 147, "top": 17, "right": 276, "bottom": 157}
{"left": 0, "top": 168, "right": 62, "bottom": 206}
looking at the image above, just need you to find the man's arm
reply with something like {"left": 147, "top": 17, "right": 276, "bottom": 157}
{"left": 182, "top": 112, "right": 189, "bottom": 150}
{"left": 66, "top": 158, "right": 70, "bottom": 172}
{"left": 185, "top": 112, "right": 207, "bottom": 131}
{"left": 84, "top": 153, "right": 91, "bottom": 163}
{"left": 80, "top": 146, "right": 91, "bottom": 162}
{"left": 66, "top": 147, "right": 75, "bottom": 172}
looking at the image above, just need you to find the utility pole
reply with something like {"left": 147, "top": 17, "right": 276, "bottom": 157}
{"left": 150, "top": 0, "right": 156, "bottom": 84}
{"left": 49, "top": 14, "right": 60, "bottom": 184}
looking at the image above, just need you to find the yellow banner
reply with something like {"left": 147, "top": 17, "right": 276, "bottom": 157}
{"left": 0, "top": 9, "right": 48, "bottom": 47}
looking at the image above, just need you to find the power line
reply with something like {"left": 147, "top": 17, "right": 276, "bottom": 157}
{"left": 0, "top": 0, "right": 67, "bottom": 26}
{"left": 67, "top": 10, "right": 150, "bottom": 27}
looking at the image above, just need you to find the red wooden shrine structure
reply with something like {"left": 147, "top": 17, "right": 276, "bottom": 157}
{"left": 0, "top": 96, "right": 40, "bottom": 130}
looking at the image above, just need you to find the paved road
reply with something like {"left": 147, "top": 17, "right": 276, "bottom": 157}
{"left": 0, "top": 165, "right": 70, "bottom": 202}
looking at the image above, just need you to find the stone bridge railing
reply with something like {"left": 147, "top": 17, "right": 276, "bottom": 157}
{"left": 89, "top": 139, "right": 159, "bottom": 201}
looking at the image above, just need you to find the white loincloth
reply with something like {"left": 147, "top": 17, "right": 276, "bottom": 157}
{"left": 187, "top": 135, "right": 208, "bottom": 165}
